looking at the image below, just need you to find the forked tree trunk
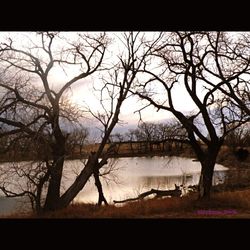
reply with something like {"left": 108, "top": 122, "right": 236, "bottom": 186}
{"left": 58, "top": 153, "right": 98, "bottom": 209}
{"left": 43, "top": 156, "right": 65, "bottom": 211}
{"left": 43, "top": 133, "right": 66, "bottom": 211}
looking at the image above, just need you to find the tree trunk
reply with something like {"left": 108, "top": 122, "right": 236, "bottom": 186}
{"left": 114, "top": 185, "right": 182, "bottom": 204}
{"left": 149, "top": 142, "right": 153, "bottom": 152}
{"left": 162, "top": 142, "right": 165, "bottom": 152}
{"left": 198, "top": 156, "right": 217, "bottom": 199}
{"left": 191, "top": 138, "right": 222, "bottom": 200}
{"left": 43, "top": 158, "right": 64, "bottom": 211}
{"left": 79, "top": 145, "right": 83, "bottom": 156}
{"left": 43, "top": 139, "right": 65, "bottom": 211}
{"left": 130, "top": 141, "right": 134, "bottom": 154}
{"left": 58, "top": 153, "right": 97, "bottom": 209}
{"left": 93, "top": 169, "right": 108, "bottom": 206}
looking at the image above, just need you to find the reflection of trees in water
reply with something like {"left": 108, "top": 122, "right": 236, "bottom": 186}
{"left": 139, "top": 171, "right": 227, "bottom": 191}
{"left": 139, "top": 175, "right": 195, "bottom": 190}
{"left": 213, "top": 171, "right": 227, "bottom": 185}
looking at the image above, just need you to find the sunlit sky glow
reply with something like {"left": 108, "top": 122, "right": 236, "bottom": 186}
{"left": 0, "top": 31, "right": 210, "bottom": 129}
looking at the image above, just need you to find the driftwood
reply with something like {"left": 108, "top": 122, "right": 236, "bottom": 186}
{"left": 113, "top": 184, "right": 182, "bottom": 204}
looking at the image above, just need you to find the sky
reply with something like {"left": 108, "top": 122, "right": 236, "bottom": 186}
{"left": 69, "top": 76, "right": 197, "bottom": 123}
{"left": 0, "top": 31, "right": 200, "bottom": 132}
{"left": 62, "top": 32, "right": 198, "bottom": 127}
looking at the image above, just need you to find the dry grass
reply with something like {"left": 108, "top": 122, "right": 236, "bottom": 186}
{"left": 212, "top": 189, "right": 250, "bottom": 209}
{"left": 25, "top": 196, "right": 195, "bottom": 219}
{"left": 5, "top": 188, "right": 250, "bottom": 219}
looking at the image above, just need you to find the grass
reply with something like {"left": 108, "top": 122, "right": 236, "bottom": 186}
{"left": 5, "top": 188, "right": 250, "bottom": 219}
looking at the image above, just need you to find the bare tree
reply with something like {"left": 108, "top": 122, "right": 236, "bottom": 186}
{"left": 70, "top": 32, "right": 161, "bottom": 207}
{"left": 208, "top": 32, "right": 250, "bottom": 116}
{"left": 124, "top": 120, "right": 188, "bottom": 154}
{"left": 138, "top": 122, "right": 157, "bottom": 152}
{"left": 124, "top": 129, "right": 138, "bottom": 153}
{"left": 133, "top": 32, "right": 250, "bottom": 199}
{"left": 0, "top": 32, "right": 108, "bottom": 211}
{"left": 0, "top": 32, "right": 161, "bottom": 213}
{"left": 0, "top": 160, "right": 50, "bottom": 213}
{"left": 65, "top": 126, "right": 89, "bottom": 158}
{"left": 156, "top": 121, "right": 188, "bottom": 152}
{"left": 224, "top": 122, "right": 250, "bottom": 149}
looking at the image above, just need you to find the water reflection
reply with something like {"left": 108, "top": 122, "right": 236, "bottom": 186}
{"left": 139, "top": 171, "right": 227, "bottom": 188}
{"left": 65, "top": 156, "right": 228, "bottom": 204}
{"left": 0, "top": 156, "right": 229, "bottom": 215}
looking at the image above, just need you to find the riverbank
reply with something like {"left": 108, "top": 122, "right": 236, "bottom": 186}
{"left": 1, "top": 142, "right": 248, "bottom": 170}
{"left": 1, "top": 144, "right": 249, "bottom": 218}
{"left": 4, "top": 188, "right": 250, "bottom": 218}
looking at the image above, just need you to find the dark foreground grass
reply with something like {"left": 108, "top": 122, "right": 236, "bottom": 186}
{"left": 5, "top": 188, "right": 250, "bottom": 219}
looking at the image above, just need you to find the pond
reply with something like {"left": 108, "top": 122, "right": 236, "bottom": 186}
{"left": 0, "top": 156, "right": 228, "bottom": 216}
{"left": 62, "top": 156, "right": 228, "bottom": 204}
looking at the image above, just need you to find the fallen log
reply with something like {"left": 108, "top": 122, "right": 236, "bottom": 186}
{"left": 113, "top": 184, "right": 182, "bottom": 204}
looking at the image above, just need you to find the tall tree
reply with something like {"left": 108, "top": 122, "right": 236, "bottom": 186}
{"left": 0, "top": 32, "right": 107, "bottom": 211}
{"left": 68, "top": 32, "right": 161, "bottom": 207}
{"left": 134, "top": 32, "right": 250, "bottom": 199}
{"left": 0, "top": 32, "right": 158, "bottom": 212}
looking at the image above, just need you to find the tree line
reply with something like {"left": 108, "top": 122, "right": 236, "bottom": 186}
{"left": 112, "top": 120, "right": 250, "bottom": 155}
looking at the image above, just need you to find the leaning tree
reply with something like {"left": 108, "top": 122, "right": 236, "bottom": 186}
{"left": 0, "top": 32, "right": 160, "bottom": 212}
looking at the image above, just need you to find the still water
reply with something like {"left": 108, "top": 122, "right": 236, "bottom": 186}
{"left": 0, "top": 156, "right": 228, "bottom": 215}
{"left": 62, "top": 156, "right": 228, "bottom": 204}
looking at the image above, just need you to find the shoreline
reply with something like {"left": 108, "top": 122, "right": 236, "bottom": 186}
{"left": 0, "top": 147, "right": 249, "bottom": 169}
{"left": 0, "top": 149, "right": 249, "bottom": 218}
